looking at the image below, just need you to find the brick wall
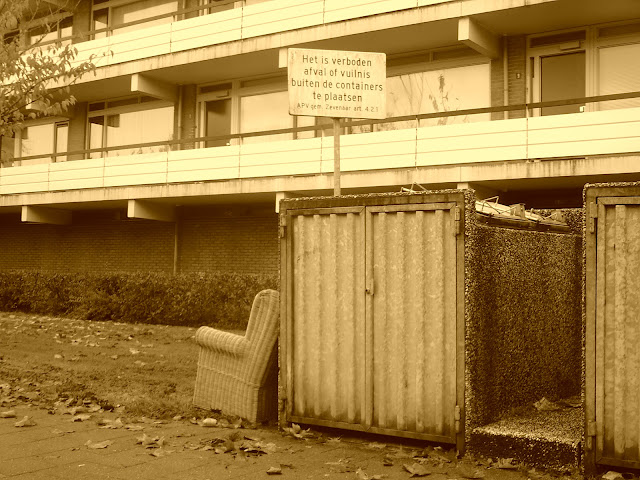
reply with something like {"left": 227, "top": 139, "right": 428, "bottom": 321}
{"left": 0, "top": 211, "right": 175, "bottom": 273}
{"left": 507, "top": 35, "right": 527, "bottom": 119}
{"left": 179, "top": 205, "right": 279, "bottom": 275}
{"left": 490, "top": 37, "right": 505, "bottom": 121}
{"left": 0, "top": 205, "right": 279, "bottom": 276}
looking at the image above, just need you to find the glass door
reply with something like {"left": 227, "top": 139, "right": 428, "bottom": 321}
{"left": 539, "top": 52, "right": 586, "bottom": 116}
{"left": 204, "top": 99, "right": 232, "bottom": 147}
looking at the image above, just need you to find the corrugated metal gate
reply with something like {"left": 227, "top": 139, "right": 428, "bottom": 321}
{"left": 586, "top": 193, "right": 640, "bottom": 471}
{"left": 281, "top": 198, "right": 463, "bottom": 447}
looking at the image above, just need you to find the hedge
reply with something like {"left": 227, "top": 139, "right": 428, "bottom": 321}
{"left": 0, "top": 271, "right": 278, "bottom": 329}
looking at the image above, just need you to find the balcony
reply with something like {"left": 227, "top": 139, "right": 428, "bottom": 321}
{"left": 1, "top": 94, "right": 639, "bottom": 199}
{"left": 69, "top": 0, "right": 552, "bottom": 70}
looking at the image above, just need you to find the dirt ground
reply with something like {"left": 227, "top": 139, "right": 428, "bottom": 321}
{"left": 0, "top": 310, "right": 210, "bottom": 419}
{"left": 0, "top": 311, "right": 591, "bottom": 480}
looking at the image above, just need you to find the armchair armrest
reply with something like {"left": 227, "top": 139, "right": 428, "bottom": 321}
{"left": 195, "top": 326, "right": 250, "bottom": 356}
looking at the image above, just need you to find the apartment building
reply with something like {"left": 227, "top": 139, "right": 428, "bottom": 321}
{"left": 0, "top": 0, "right": 639, "bottom": 275}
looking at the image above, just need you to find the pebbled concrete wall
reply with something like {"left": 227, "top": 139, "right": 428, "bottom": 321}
{"left": 465, "top": 220, "right": 583, "bottom": 434}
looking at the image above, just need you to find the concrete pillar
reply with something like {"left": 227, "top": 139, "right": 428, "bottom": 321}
{"left": 67, "top": 102, "right": 87, "bottom": 161}
{"left": 128, "top": 200, "right": 176, "bottom": 222}
{"left": 180, "top": 84, "right": 197, "bottom": 150}
{"left": 506, "top": 35, "right": 527, "bottom": 119}
{"left": 71, "top": 0, "right": 92, "bottom": 43}
{"left": 22, "top": 206, "right": 72, "bottom": 225}
{"left": 457, "top": 182, "right": 500, "bottom": 202}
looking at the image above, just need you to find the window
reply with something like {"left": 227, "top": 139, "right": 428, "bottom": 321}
{"left": 198, "top": 77, "right": 315, "bottom": 146}
{"left": 385, "top": 63, "right": 490, "bottom": 128}
{"left": 15, "top": 121, "right": 68, "bottom": 165}
{"left": 598, "top": 42, "right": 640, "bottom": 110}
{"left": 240, "top": 91, "right": 292, "bottom": 143}
{"left": 350, "top": 59, "right": 490, "bottom": 133}
{"left": 29, "top": 16, "right": 73, "bottom": 46}
{"left": 88, "top": 98, "right": 174, "bottom": 157}
{"left": 528, "top": 21, "right": 640, "bottom": 114}
{"left": 92, "top": 0, "right": 179, "bottom": 38}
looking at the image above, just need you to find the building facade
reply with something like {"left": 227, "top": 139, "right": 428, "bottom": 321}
{"left": 1, "top": 0, "right": 639, "bottom": 275}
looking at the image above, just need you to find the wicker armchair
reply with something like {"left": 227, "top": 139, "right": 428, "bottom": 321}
{"left": 193, "top": 289, "right": 280, "bottom": 422}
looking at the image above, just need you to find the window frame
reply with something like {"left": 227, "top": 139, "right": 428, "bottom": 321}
{"left": 526, "top": 20, "right": 640, "bottom": 115}
{"left": 91, "top": 0, "right": 183, "bottom": 38}
{"left": 196, "top": 75, "right": 314, "bottom": 146}
{"left": 86, "top": 96, "right": 175, "bottom": 157}
{"left": 14, "top": 118, "right": 70, "bottom": 164}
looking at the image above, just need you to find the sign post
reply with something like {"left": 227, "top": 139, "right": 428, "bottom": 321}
{"left": 287, "top": 48, "right": 386, "bottom": 196}
{"left": 332, "top": 117, "right": 341, "bottom": 195}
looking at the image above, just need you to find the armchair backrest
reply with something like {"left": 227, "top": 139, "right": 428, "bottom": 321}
{"left": 243, "top": 289, "right": 280, "bottom": 383}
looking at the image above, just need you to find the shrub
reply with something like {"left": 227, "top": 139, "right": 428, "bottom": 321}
{"left": 0, "top": 271, "right": 278, "bottom": 328}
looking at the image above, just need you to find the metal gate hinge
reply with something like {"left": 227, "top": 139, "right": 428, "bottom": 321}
{"left": 279, "top": 215, "right": 287, "bottom": 238}
{"left": 454, "top": 405, "right": 461, "bottom": 433}
{"left": 588, "top": 202, "right": 598, "bottom": 234}
{"left": 454, "top": 206, "right": 462, "bottom": 236}
{"left": 586, "top": 420, "right": 597, "bottom": 451}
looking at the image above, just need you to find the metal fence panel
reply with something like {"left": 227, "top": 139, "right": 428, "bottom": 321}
{"left": 289, "top": 209, "right": 367, "bottom": 425}
{"left": 284, "top": 201, "right": 459, "bottom": 444}
{"left": 369, "top": 207, "right": 457, "bottom": 439}
{"left": 596, "top": 201, "right": 640, "bottom": 467}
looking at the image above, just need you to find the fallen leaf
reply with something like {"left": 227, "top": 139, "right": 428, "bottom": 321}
{"left": 366, "top": 442, "right": 387, "bottom": 450}
{"left": 266, "top": 466, "right": 282, "bottom": 475}
{"left": 457, "top": 464, "right": 486, "bottom": 479}
{"left": 602, "top": 472, "right": 624, "bottom": 480}
{"left": 124, "top": 424, "right": 144, "bottom": 431}
{"left": 85, "top": 440, "right": 113, "bottom": 449}
{"left": 326, "top": 458, "right": 355, "bottom": 473}
{"left": 403, "top": 463, "right": 431, "bottom": 477}
{"left": 285, "top": 423, "right": 313, "bottom": 439}
{"left": 495, "top": 458, "right": 517, "bottom": 470}
{"left": 201, "top": 418, "right": 218, "bottom": 427}
{"left": 72, "top": 414, "right": 91, "bottom": 422}
{"left": 0, "top": 410, "right": 16, "bottom": 418}
{"left": 14, "top": 416, "right": 36, "bottom": 427}
{"left": 533, "top": 397, "right": 560, "bottom": 411}
{"left": 356, "top": 468, "right": 369, "bottom": 480}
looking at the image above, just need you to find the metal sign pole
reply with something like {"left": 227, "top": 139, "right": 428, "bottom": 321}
{"left": 333, "top": 117, "right": 341, "bottom": 196}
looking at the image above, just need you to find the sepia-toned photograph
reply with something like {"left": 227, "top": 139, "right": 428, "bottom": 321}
{"left": 1, "top": 0, "right": 639, "bottom": 478}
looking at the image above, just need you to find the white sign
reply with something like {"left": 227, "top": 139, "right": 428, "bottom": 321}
{"left": 288, "top": 48, "right": 386, "bottom": 120}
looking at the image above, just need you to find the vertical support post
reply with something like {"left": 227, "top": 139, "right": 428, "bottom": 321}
{"left": 332, "top": 117, "right": 341, "bottom": 196}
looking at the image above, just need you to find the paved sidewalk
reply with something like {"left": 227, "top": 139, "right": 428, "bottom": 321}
{"left": 0, "top": 402, "right": 542, "bottom": 480}
{"left": 0, "top": 402, "right": 438, "bottom": 480}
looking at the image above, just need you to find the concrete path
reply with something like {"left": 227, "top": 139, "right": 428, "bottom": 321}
{"left": 0, "top": 402, "right": 443, "bottom": 480}
{"left": 0, "top": 402, "right": 567, "bottom": 480}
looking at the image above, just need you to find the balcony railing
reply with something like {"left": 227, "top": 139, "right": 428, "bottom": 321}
{"left": 1, "top": 92, "right": 639, "bottom": 195}
{"left": 27, "top": 0, "right": 455, "bottom": 69}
